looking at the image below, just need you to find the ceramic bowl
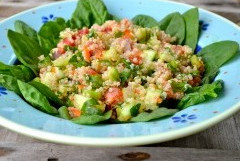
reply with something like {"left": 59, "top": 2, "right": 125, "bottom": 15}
{"left": 0, "top": 0, "right": 239, "bottom": 146}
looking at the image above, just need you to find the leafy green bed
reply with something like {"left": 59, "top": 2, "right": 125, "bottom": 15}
{"left": 0, "top": 0, "right": 239, "bottom": 125}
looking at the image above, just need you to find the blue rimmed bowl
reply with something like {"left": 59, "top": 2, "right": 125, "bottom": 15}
{"left": 0, "top": 0, "right": 239, "bottom": 146}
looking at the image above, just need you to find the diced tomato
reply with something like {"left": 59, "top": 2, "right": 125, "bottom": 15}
{"left": 175, "top": 45, "right": 184, "bottom": 55}
{"left": 94, "top": 50, "right": 103, "bottom": 59}
{"left": 83, "top": 46, "right": 91, "bottom": 62}
{"left": 129, "top": 54, "right": 142, "bottom": 65}
{"left": 78, "top": 28, "right": 89, "bottom": 36}
{"left": 188, "top": 76, "right": 201, "bottom": 86}
{"left": 68, "top": 107, "right": 81, "bottom": 118}
{"left": 156, "top": 97, "right": 163, "bottom": 104}
{"left": 72, "top": 35, "right": 77, "bottom": 40}
{"left": 63, "top": 38, "right": 75, "bottom": 47}
{"left": 104, "top": 87, "right": 123, "bottom": 106}
{"left": 123, "top": 29, "right": 133, "bottom": 39}
{"left": 58, "top": 47, "right": 65, "bottom": 54}
{"left": 103, "top": 26, "right": 112, "bottom": 33}
{"left": 86, "top": 69, "right": 98, "bottom": 75}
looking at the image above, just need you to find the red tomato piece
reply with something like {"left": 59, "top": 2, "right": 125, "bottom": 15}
{"left": 58, "top": 47, "right": 65, "bottom": 54}
{"left": 78, "top": 28, "right": 89, "bottom": 35}
{"left": 86, "top": 69, "right": 98, "bottom": 75}
{"left": 63, "top": 38, "right": 75, "bottom": 47}
{"left": 83, "top": 46, "right": 91, "bottom": 62}
{"left": 104, "top": 87, "right": 123, "bottom": 106}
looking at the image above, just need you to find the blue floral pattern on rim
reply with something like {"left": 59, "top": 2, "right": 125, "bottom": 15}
{"left": 199, "top": 20, "right": 209, "bottom": 31}
{"left": 195, "top": 44, "right": 202, "bottom": 53}
{"left": 0, "top": 87, "right": 7, "bottom": 96}
{"left": 172, "top": 114, "right": 197, "bottom": 123}
{"left": 41, "top": 14, "right": 56, "bottom": 23}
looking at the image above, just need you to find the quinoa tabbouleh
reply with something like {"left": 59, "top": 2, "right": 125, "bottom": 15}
{"left": 38, "top": 19, "right": 204, "bottom": 121}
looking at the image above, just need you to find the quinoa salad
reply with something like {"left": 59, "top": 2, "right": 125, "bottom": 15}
{"left": 38, "top": 19, "right": 204, "bottom": 121}
{"left": 2, "top": 0, "right": 237, "bottom": 124}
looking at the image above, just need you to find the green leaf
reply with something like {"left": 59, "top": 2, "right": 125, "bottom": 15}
{"left": 58, "top": 106, "right": 71, "bottom": 120}
{"left": 38, "top": 17, "right": 67, "bottom": 55}
{"left": 0, "top": 74, "right": 21, "bottom": 95}
{"left": 159, "top": 12, "right": 177, "bottom": 29}
{"left": 130, "top": 108, "right": 178, "bottom": 122}
{"left": 0, "top": 62, "right": 34, "bottom": 82}
{"left": 29, "top": 80, "right": 64, "bottom": 107}
{"left": 198, "top": 41, "right": 239, "bottom": 84}
{"left": 14, "top": 20, "right": 38, "bottom": 42}
{"left": 17, "top": 80, "right": 58, "bottom": 114}
{"left": 132, "top": 15, "right": 158, "bottom": 28}
{"left": 130, "top": 103, "right": 141, "bottom": 117}
{"left": 72, "top": 110, "right": 112, "bottom": 125}
{"left": 178, "top": 80, "right": 223, "bottom": 109}
{"left": 70, "top": 0, "right": 112, "bottom": 29}
{"left": 159, "top": 12, "right": 185, "bottom": 44}
{"left": 183, "top": 8, "right": 199, "bottom": 51}
{"left": 8, "top": 30, "right": 43, "bottom": 74}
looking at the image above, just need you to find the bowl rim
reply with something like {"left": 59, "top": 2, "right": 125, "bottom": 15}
{"left": 0, "top": 0, "right": 240, "bottom": 146}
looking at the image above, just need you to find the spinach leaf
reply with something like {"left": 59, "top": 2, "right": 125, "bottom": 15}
{"left": 130, "top": 108, "right": 178, "bottom": 122}
{"left": 72, "top": 110, "right": 112, "bottom": 125}
{"left": 0, "top": 62, "right": 34, "bottom": 82}
{"left": 29, "top": 80, "right": 64, "bottom": 107}
{"left": 58, "top": 106, "right": 71, "bottom": 120}
{"left": 17, "top": 80, "right": 58, "bottom": 114}
{"left": 38, "top": 17, "right": 67, "bottom": 55}
{"left": 198, "top": 41, "right": 239, "bottom": 84}
{"left": 132, "top": 15, "right": 158, "bottom": 28}
{"left": 159, "top": 12, "right": 177, "bottom": 29}
{"left": 183, "top": 8, "right": 199, "bottom": 51}
{"left": 8, "top": 30, "right": 43, "bottom": 74}
{"left": 0, "top": 74, "right": 21, "bottom": 95}
{"left": 178, "top": 80, "right": 223, "bottom": 109}
{"left": 70, "top": 0, "right": 112, "bottom": 29}
{"left": 14, "top": 20, "right": 38, "bottom": 42}
{"left": 159, "top": 12, "right": 185, "bottom": 44}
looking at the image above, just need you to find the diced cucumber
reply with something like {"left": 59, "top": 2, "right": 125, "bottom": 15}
{"left": 103, "top": 47, "right": 119, "bottom": 61}
{"left": 144, "top": 87, "right": 162, "bottom": 110}
{"left": 95, "top": 104, "right": 105, "bottom": 112}
{"left": 167, "top": 60, "right": 179, "bottom": 72}
{"left": 159, "top": 53, "right": 174, "bottom": 62}
{"left": 103, "top": 67, "right": 120, "bottom": 81}
{"left": 143, "top": 50, "right": 156, "bottom": 62}
{"left": 130, "top": 103, "right": 141, "bottom": 117}
{"left": 83, "top": 89, "right": 102, "bottom": 100}
{"left": 53, "top": 54, "right": 72, "bottom": 67}
{"left": 135, "top": 28, "right": 150, "bottom": 42}
{"left": 41, "top": 72, "right": 58, "bottom": 89}
{"left": 73, "top": 94, "right": 90, "bottom": 110}
{"left": 117, "top": 102, "right": 136, "bottom": 121}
